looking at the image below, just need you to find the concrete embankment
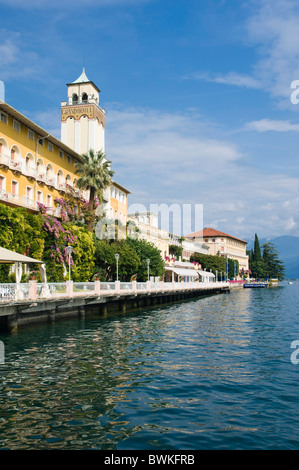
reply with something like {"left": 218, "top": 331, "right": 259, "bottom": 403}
{"left": 0, "top": 284, "right": 230, "bottom": 333}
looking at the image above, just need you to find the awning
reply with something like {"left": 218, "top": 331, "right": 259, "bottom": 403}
{"left": 0, "top": 247, "right": 43, "bottom": 264}
{"left": 166, "top": 267, "right": 199, "bottom": 278}
{"left": 198, "top": 270, "right": 215, "bottom": 278}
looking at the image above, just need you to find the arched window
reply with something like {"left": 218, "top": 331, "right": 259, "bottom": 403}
{"left": 72, "top": 93, "right": 78, "bottom": 105}
{"left": 10, "top": 145, "right": 21, "bottom": 161}
{"left": 82, "top": 92, "right": 88, "bottom": 104}
{"left": 0, "top": 175, "right": 6, "bottom": 192}
{"left": 65, "top": 174, "right": 72, "bottom": 187}
{"left": 0, "top": 138, "right": 8, "bottom": 155}
{"left": 57, "top": 170, "right": 65, "bottom": 191}
{"left": 25, "top": 152, "right": 33, "bottom": 168}
{"left": 0, "top": 138, "right": 9, "bottom": 166}
{"left": 10, "top": 145, "right": 22, "bottom": 171}
{"left": 46, "top": 164, "right": 55, "bottom": 186}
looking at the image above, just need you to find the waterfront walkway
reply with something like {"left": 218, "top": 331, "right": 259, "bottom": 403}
{"left": 0, "top": 280, "right": 230, "bottom": 332}
{"left": 0, "top": 279, "right": 229, "bottom": 303}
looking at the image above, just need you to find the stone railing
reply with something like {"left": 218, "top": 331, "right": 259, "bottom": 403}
{"left": 0, "top": 280, "right": 229, "bottom": 302}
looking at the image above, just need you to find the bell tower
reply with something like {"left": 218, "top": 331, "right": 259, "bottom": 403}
{"left": 61, "top": 68, "right": 105, "bottom": 155}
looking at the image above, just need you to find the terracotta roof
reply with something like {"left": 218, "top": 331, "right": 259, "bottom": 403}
{"left": 185, "top": 228, "right": 247, "bottom": 244}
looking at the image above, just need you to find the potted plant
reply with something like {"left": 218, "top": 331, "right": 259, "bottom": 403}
{"left": 92, "top": 272, "right": 102, "bottom": 281}
{"left": 29, "top": 270, "right": 37, "bottom": 280}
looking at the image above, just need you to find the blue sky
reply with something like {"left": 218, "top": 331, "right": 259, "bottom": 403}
{"left": 1, "top": 0, "right": 299, "bottom": 240}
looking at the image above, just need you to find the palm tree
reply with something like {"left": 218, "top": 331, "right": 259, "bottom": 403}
{"left": 75, "top": 149, "right": 114, "bottom": 229}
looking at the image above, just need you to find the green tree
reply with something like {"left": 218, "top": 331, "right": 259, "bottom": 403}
{"left": 94, "top": 239, "right": 140, "bottom": 281}
{"left": 126, "top": 238, "right": 165, "bottom": 281}
{"left": 253, "top": 233, "right": 262, "bottom": 262}
{"left": 190, "top": 253, "right": 226, "bottom": 277}
{"left": 74, "top": 149, "right": 114, "bottom": 230}
{"left": 0, "top": 203, "right": 45, "bottom": 282}
{"left": 68, "top": 224, "right": 95, "bottom": 281}
{"left": 262, "top": 242, "right": 285, "bottom": 280}
{"left": 250, "top": 233, "right": 266, "bottom": 279}
{"left": 228, "top": 258, "right": 239, "bottom": 279}
{"left": 169, "top": 244, "right": 183, "bottom": 260}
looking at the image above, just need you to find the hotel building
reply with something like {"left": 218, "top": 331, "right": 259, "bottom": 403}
{"left": 0, "top": 70, "right": 129, "bottom": 223}
{"left": 185, "top": 227, "right": 249, "bottom": 276}
{"left": 128, "top": 211, "right": 209, "bottom": 260}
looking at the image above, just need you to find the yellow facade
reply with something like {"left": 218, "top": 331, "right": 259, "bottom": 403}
{"left": 109, "top": 182, "right": 130, "bottom": 225}
{"left": 0, "top": 102, "right": 85, "bottom": 215}
{"left": 0, "top": 101, "right": 129, "bottom": 221}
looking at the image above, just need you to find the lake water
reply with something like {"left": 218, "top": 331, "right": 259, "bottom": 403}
{"left": 1, "top": 282, "right": 299, "bottom": 450}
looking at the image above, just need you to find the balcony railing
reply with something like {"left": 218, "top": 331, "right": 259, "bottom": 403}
{"left": 46, "top": 176, "right": 56, "bottom": 187}
{"left": 0, "top": 152, "right": 10, "bottom": 167}
{"left": 23, "top": 166, "right": 37, "bottom": 179}
{"left": 57, "top": 182, "right": 66, "bottom": 192}
{"left": 9, "top": 160, "right": 22, "bottom": 172}
{"left": 0, "top": 190, "right": 36, "bottom": 210}
{"left": 37, "top": 173, "right": 46, "bottom": 183}
{"left": 0, "top": 154, "right": 89, "bottom": 206}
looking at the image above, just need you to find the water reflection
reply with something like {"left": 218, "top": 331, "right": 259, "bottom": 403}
{"left": 1, "top": 284, "right": 299, "bottom": 449}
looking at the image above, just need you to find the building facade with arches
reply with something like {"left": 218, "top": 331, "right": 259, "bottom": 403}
{"left": 0, "top": 71, "right": 130, "bottom": 222}
{"left": 0, "top": 101, "right": 83, "bottom": 216}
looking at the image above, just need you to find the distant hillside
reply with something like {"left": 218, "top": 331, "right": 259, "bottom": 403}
{"left": 247, "top": 235, "right": 299, "bottom": 279}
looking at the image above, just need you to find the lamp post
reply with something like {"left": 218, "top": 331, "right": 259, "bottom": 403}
{"left": 115, "top": 253, "right": 119, "bottom": 281}
{"left": 66, "top": 245, "right": 73, "bottom": 281}
{"left": 146, "top": 258, "right": 150, "bottom": 281}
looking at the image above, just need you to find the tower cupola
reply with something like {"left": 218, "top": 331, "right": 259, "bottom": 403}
{"left": 61, "top": 68, "right": 105, "bottom": 155}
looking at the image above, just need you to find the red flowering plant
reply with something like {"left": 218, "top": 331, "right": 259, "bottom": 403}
{"left": 54, "top": 186, "right": 102, "bottom": 230}
{"left": 37, "top": 203, "right": 78, "bottom": 281}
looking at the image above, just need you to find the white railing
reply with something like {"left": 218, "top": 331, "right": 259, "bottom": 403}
{"left": 0, "top": 280, "right": 229, "bottom": 303}
{"left": 0, "top": 190, "right": 37, "bottom": 210}
{"left": 73, "top": 282, "right": 95, "bottom": 296}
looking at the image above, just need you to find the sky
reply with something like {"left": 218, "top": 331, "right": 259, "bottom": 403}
{"left": 1, "top": 0, "right": 299, "bottom": 241}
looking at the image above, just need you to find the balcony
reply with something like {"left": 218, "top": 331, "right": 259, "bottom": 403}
{"left": 57, "top": 182, "right": 66, "bottom": 192}
{"left": 37, "top": 172, "right": 46, "bottom": 183}
{"left": 9, "top": 160, "right": 22, "bottom": 173}
{"left": 0, "top": 152, "right": 10, "bottom": 168}
{"left": 0, "top": 190, "right": 37, "bottom": 211}
{"left": 23, "top": 165, "right": 36, "bottom": 179}
{"left": 46, "top": 176, "right": 56, "bottom": 187}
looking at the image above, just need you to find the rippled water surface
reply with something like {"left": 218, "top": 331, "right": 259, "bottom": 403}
{"left": 1, "top": 282, "right": 299, "bottom": 450}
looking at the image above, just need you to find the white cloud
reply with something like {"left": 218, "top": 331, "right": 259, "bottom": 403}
{"left": 0, "top": 39, "right": 19, "bottom": 65}
{"left": 185, "top": 72, "right": 261, "bottom": 89}
{"left": 245, "top": 119, "right": 299, "bottom": 132}
{"left": 185, "top": 1, "right": 299, "bottom": 105}
{"left": 0, "top": 30, "right": 45, "bottom": 80}
{"left": 246, "top": 0, "right": 299, "bottom": 102}
{"left": 106, "top": 105, "right": 299, "bottom": 239}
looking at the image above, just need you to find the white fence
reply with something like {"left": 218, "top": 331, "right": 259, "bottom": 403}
{"left": 0, "top": 280, "right": 229, "bottom": 303}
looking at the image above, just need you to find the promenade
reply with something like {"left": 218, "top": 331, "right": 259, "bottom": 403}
{"left": 0, "top": 279, "right": 230, "bottom": 332}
